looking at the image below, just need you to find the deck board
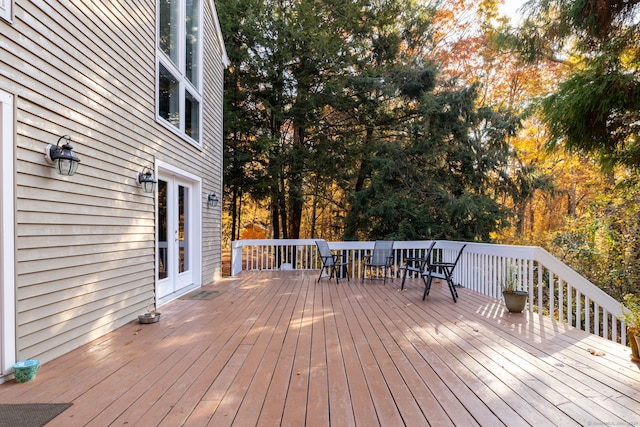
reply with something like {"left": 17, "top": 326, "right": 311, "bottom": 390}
{"left": 1, "top": 271, "right": 639, "bottom": 426}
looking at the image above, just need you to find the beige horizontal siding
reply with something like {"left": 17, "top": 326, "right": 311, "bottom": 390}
{"left": 200, "top": 0, "right": 225, "bottom": 282}
{"left": 18, "top": 281, "right": 153, "bottom": 337}
{"left": 17, "top": 269, "right": 152, "bottom": 310}
{"left": 19, "top": 295, "right": 150, "bottom": 361}
{"left": 1, "top": 0, "right": 225, "bottom": 364}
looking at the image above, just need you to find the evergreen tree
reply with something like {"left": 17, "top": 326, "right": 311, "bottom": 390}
{"left": 220, "top": 0, "right": 516, "bottom": 242}
{"left": 510, "top": 0, "right": 640, "bottom": 168}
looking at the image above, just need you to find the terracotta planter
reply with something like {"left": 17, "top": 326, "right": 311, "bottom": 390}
{"left": 503, "top": 291, "right": 528, "bottom": 313}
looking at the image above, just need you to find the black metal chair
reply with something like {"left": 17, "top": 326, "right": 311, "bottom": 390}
{"left": 315, "top": 239, "right": 349, "bottom": 284}
{"left": 362, "top": 240, "right": 394, "bottom": 285}
{"left": 422, "top": 244, "right": 466, "bottom": 302}
{"left": 399, "top": 241, "right": 436, "bottom": 290}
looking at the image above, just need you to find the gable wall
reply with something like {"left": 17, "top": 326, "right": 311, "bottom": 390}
{"left": 0, "top": 0, "right": 224, "bottom": 364}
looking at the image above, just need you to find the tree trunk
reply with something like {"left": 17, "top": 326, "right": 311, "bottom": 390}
{"left": 231, "top": 186, "right": 238, "bottom": 242}
{"left": 236, "top": 191, "right": 243, "bottom": 240}
{"left": 288, "top": 126, "right": 306, "bottom": 239}
{"left": 271, "top": 190, "right": 280, "bottom": 240}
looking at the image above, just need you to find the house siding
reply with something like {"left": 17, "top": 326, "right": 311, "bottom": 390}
{"left": 201, "top": 0, "right": 225, "bottom": 282}
{"left": 0, "top": 0, "right": 224, "bottom": 365}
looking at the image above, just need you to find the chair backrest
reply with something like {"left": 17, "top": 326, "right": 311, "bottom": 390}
{"left": 419, "top": 241, "right": 437, "bottom": 269}
{"left": 315, "top": 240, "right": 335, "bottom": 266}
{"left": 451, "top": 244, "right": 467, "bottom": 268}
{"left": 370, "top": 240, "right": 394, "bottom": 265}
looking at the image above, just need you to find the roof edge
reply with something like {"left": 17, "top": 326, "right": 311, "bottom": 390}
{"left": 207, "top": 0, "right": 230, "bottom": 68}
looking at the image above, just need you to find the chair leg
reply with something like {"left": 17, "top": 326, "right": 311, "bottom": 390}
{"left": 400, "top": 269, "right": 408, "bottom": 290}
{"left": 318, "top": 266, "right": 326, "bottom": 283}
{"left": 332, "top": 266, "right": 339, "bottom": 284}
{"left": 423, "top": 275, "right": 433, "bottom": 300}
{"left": 446, "top": 277, "right": 458, "bottom": 302}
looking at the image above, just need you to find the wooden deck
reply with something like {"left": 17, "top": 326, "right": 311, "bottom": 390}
{"left": 1, "top": 271, "right": 639, "bottom": 426}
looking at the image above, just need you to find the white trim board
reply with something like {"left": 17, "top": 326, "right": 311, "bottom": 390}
{"left": 0, "top": 90, "right": 15, "bottom": 375}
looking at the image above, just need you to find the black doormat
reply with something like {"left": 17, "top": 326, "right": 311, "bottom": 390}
{"left": 179, "top": 290, "right": 222, "bottom": 300}
{"left": 0, "top": 403, "right": 72, "bottom": 427}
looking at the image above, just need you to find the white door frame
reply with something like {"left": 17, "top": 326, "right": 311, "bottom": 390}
{"left": 0, "top": 90, "right": 15, "bottom": 375}
{"left": 156, "top": 161, "right": 202, "bottom": 305}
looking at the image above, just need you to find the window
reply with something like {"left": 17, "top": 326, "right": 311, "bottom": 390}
{"left": 157, "top": 0, "right": 202, "bottom": 144}
{"left": 0, "top": 0, "right": 12, "bottom": 22}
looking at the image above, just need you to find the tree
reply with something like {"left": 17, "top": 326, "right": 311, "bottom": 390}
{"left": 219, "top": 0, "right": 528, "bottom": 244}
{"left": 511, "top": 0, "right": 640, "bottom": 168}
{"left": 343, "top": 70, "right": 516, "bottom": 241}
{"left": 220, "top": 0, "right": 443, "bottom": 241}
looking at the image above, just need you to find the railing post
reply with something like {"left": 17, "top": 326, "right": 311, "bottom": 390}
{"left": 231, "top": 241, "right": 243, "bottom": 276}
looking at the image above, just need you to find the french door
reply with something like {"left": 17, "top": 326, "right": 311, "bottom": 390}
{"left": 157, "top": 170, "right": 198, "bottom": 301}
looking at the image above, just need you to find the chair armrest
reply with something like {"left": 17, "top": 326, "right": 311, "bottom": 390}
{"left": 429, "top": 262, "right": 455, "bottom": 268}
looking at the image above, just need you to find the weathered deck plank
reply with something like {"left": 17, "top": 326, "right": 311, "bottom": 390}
{"left": 0, "top": 271, "right": 638, "bottom": 426}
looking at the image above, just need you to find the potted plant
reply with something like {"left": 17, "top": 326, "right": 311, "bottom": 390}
{"left": 620, "top": 293, "right": 640, "bottom": 362}
{"left": 502, "top": 263, "right": 528, "bottom": 313}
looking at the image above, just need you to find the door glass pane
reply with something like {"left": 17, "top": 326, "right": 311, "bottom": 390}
{"left": 159, "top": 63, "right": 180, "bottom": 128}
{"left": 185, "top": 89, "right": 200, "bottom": 142}
{"left": 158, "top": 180, "right": 168, "bottom": 279}
{"left": 185, "top": 0, "right": 200, "bottom": 87}
{"left": 159, "top": 0, "right": 179, "bottom": 65}
{"left": 178, "top": 185, "right": 189, "bottom": 273}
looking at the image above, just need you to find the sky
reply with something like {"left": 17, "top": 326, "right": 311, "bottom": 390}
{"left": 498, "top": 0, "right": 529, "bottom": 23}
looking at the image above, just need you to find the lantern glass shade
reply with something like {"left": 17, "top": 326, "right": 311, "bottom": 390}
{"left": 45, "top": 136, "right": 81, "bottom": 176}
{"left": 137, "top": 169, "right": 157, "bottom": 193}
{"left": 207, "top": 193, "right": 219, "bottom": 208}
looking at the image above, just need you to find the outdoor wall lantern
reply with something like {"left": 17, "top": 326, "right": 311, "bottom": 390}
{"left": 44, "top": 135, "right": 81, "bottom": 176}
{"left": 137, "top": 167, "right": 157, "bottom": 194}
{"left": 207, "top": 193, "right": 219, "bottom": 208}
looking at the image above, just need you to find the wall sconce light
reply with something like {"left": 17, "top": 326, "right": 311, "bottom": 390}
{"left": 44, "top": 135, "right": 81, "bottom": 176}
{"left": 207, "top": 193, "right": 219, "bottom": 208}
{"left": 137, "top": 167, "right": 157, "bottom": 193}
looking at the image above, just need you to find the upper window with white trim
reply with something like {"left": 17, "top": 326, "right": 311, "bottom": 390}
{"left": 157, "top": 0, "right": 202, "bottom": 144}
{"left": 0, "top": 0, "right": 13, "bottom": 22}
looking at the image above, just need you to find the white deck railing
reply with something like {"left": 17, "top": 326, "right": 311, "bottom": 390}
{"left": 230, "top": 239, "right": 628, "bottom": 345}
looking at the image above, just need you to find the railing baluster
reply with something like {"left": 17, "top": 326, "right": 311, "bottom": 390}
{"left": 567, "top": 284, "right": 572, "bottom": 327}
{"left": 576, "top": 290, "right": 581, "bottom": 331}
{"left": 558, "top": 278, "right": 564, "bottom": 323}
{"left": 585, "top": 298, "right": 591, "bottom": 335}
{"left": 549, "top": 272, "right": 555, "bottom": 320}
{"left": 537, "top": 264, "right": 543, "bottom": 315}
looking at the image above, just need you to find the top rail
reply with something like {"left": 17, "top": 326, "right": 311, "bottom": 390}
{"left": 230, "top": 239, "right": 627, "bottom": 345}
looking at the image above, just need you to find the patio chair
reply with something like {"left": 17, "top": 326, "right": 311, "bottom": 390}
{"left": 422, "top": 244, "right": 466, "bottom": 302}
{"left": 362, "top": 240, "right": 394, "bottom": 285}
{"left": 399, "top": 241, "right": 436, "bottom": 291}
{"left": 316, "top": 239, "right": 349, "bottom": 284}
